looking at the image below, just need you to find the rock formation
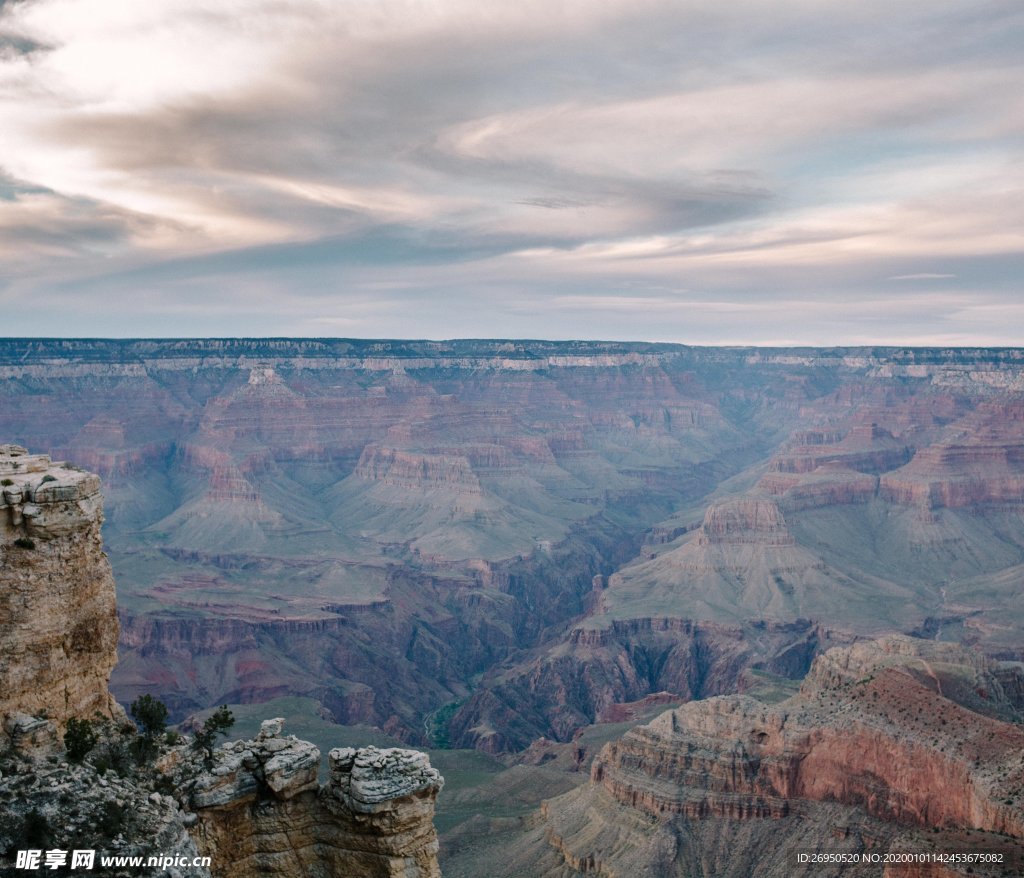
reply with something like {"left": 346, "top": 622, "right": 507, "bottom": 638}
{"left": 447, "top": 618, "right": 844, "bottom": 751}
{"left": 881, "top": 403, "right": 1024, "bottom": 510}
{"left": 0, "top": 444, "right": 122, "bottom": 741}
{"left": 187, "top": 720, "right": 444, "bottom": 877}
{"left": 0, "top": 719, "right": 212, "bottom": 878}
{"left": 0, "top": 448, "right": 445, "bottom": 878}
{"left": 526, "top": 636, "right": 1024, "bottom": 877}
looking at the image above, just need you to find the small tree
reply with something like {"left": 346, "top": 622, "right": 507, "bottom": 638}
{"left": 22, "top": 808, "right": 52, "bottom": 848}
{"left": 64, "top": 717, "right": 97, "bottom": 763}
{"left": 130, "top": 694, "right": 170, "bottom": 764}
{"left": 191, "top": 705, "right": 234, "bottom": 763}
{"left": 130, "top": 694, "right": 168, "bottom": 739}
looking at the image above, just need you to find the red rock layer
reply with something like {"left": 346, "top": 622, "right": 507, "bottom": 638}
{"left": 881, "top": 403, "right": 1024, "bottom": 509}
{"left": 589, "top": 639, "right": 1024, "bottom": 838}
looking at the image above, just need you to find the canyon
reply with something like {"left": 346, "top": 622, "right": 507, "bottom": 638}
{"left": 4, "top": 339, "right": 1024, "bottom": 873}
{"left": 4, "top": 341, "right": 1024, "bottom": 749}
{"left": 516, "top": 636, "right": 1024, "bottom": 877}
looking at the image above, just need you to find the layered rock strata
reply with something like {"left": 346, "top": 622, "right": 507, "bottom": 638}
{"left": 880, "top": 403, "right": 1024, "bottom": 509}
{"left": 533, "top": 636, "right": 1024, "bottom": 877}
{"left": 0, "top": 444, "right": 122, "bottom": 741}
{"left": 189, "top": 719, "right": 444, "bottom": 877}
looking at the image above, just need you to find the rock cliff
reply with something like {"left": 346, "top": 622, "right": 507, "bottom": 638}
{"left": 187, "top": 719, "right": 444, "bottom": 878}
{"left": 0, "top": 448, "right": 445, "bottom": 878}
{"left": 880, "top": 403, "right": 1024, "bottom": 509}
{"left": 0, "top": 444, "right": 122, "bottom": 741}
{"left": 527, "top": 636, "right": 1024, "bottom": 877}
{"left": 447, "top": 618, "right": 843, "bottom": 751}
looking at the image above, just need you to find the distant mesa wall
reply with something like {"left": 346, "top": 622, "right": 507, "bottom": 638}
{"left": 880, "top": 441, "right": 1024, "bottom": 508}
{"left": 0, "top": 444, "right": 122, "bottom": 739}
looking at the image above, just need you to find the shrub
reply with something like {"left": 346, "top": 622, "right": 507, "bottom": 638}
{"left": 0, "top": 478, "right": 12, "bottom": 486}
{"left": 64, "top": 717, "right": 98, "bottom": 763}
{"left": 22, "top": 808, "right": 51, "bottom": 848}
{"left": 13, "top": 537, "right": 35, "bottom": 549}
{"left": 131, "top": 694, "right": 169, "bottom": 740}
{"left": 96, "top": 801, "right": 125, "bottom": 838}
{"left": 91, "top": 737, "right": 131, "bottom": 777}
{"left": 130, "top": 735, "right": 158, "bottom": 765}
{"left": 191, "top": 705, "right": 235, "bottom": 762}
{"left": 40, "top": 475, "right": 57, "bottom": 483}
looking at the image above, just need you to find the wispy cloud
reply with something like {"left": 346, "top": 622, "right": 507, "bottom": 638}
{"left": 0, "top": 0, "right": 1021, "bottom": 341}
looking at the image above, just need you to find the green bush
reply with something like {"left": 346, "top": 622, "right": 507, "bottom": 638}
{"left": 64, "top": 717, "right": 98, "bottom": 763}
{"left": 131, "top": 694, "right": 169, "bottom": 739}
{"left": 130, "top": 735, "right": 158, "bottom": 765}
{"left": 22, "top": 808, "right": 51, "bottom": 848}
{"left": 0, "top": 478, "right": 13, "bottom": 486}
{"left": 13, "top": 537, "right": 35, "bottom": 549}
{"left": 191, "top": 705, "right": 235, "bottom": 761}
{"left": 40, "top": 474, "right": 57, "bottom": 483}
{"left": 91, "top": 737, "right": 131, "bottom": 777}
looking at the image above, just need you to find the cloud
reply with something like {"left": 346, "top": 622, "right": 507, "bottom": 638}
{"left": 0, "top": 0, "right": 1021, "bottom": 341}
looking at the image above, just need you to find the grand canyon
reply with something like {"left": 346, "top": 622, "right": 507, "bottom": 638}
{"left": 3, "top": 339, "right": 1024, "bottom": 876}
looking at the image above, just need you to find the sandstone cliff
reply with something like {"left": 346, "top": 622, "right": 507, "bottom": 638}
{"left": 186, "top": 719, "right": 444, "bottom": 878}
{"left": 0, "top": 447, "right": 445, "bottom": 878}
{"left": 524, "top": 636, "right": 1024, "bottom": 877}
{"left": 0, "top": 444, "right": 122, "bottom": 740}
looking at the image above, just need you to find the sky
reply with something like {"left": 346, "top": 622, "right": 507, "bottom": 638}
{"left": 0, "top": 0, "right": 1021, "bottom": 344}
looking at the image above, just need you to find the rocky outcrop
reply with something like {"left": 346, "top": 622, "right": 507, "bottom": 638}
{"left": 757, "top": 424, "right": 913, "bottom": 511}
{"left": 880, "top": 403, "right": 1024, "bottom": 509}
{"left": 188, "top": 720, "right": 443, "bottom": 878}
{"left": 0, "top": 448, "right": 445, "bottom": 877}
{"left": 769, "top": 424, "right": 912, "bottom": 476}
{"left": 0, "top": 444, "right": 122, "bottom": 741}
{"left": 447, "top": 618, "right": 842, "bottom": 751}
{"left": 354, "top": 445, "right": 484, "bottom": 493}
{"left": 0, "top": 700, "right": 221, "bottom": 877}
{"left": 530, "top": 636, "right": 1024, "bottom": 877}
{"left": 759, "top": 467, "right": 879, "bottom": 510}
{"left": 696, "top": 498, "right": 796, "bottom": 547}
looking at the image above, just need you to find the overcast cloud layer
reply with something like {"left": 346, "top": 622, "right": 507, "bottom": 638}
{"left": 0, "top": 0, "right": 1021, "bottom": 343}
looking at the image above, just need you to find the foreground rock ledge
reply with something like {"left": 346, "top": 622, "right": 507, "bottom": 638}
{"left": 189, "top": 719, "right": 444, "bottom": 877}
